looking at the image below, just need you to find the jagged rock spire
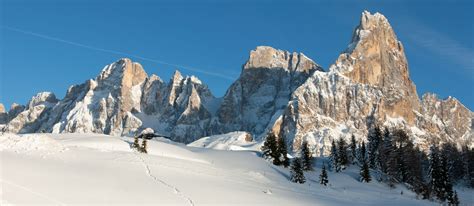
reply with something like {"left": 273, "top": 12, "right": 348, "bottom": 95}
{"left": 332, "top": 10, "right": 420, "bottom": 125}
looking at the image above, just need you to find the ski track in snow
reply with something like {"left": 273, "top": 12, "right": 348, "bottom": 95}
{"left": 133, "top": 152, "right": 195, "bottom": 206}
{"left": 0, "top": 179, "right": 66, "bottom": 206}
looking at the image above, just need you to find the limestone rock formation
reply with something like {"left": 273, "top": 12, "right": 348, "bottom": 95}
{"left": 210, "top": 46, "right": 323, "bottom": 137}
{"left": 3, "top": 58, "right": 215, "bottom": 143}
{"left": 271, "top": 11, "right": 472, "bottom": 155}
{"left": 5, "top": 92, "right": 58, "bottom": 133}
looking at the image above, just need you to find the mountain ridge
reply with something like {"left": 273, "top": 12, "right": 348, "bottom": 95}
{"left": 1, "top": 11, "right": 472, "bottom": 154}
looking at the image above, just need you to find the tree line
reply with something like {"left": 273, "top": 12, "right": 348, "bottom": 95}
{"left": 261, "top": 127, "right": 474, "bottom": 205}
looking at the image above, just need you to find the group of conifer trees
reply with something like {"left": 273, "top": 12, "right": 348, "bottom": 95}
{"left": 261, "top": 132, "right": 327, "bottom": 186}
{"left": 330, "top": 126, "right": 472, "bottom": 205}
{"left": 261, "top": 126, "right": 474, "bottom": 205}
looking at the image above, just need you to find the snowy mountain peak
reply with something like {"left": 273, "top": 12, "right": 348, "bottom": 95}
{"left": 243, "top": 46, "right": 322, "bottom": 74}
{"left": 171, "top": 70, "right": 183, "bottom": 83}
{"left": 360, "top": 11, "right": 390, "bottom": 30}
{"left": 27, "top": 92, "right": 58, "bottom": 109}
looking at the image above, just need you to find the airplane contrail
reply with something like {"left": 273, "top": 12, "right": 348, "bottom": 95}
{"left": 1, "top": 25, "right": 236, "bottom": 80}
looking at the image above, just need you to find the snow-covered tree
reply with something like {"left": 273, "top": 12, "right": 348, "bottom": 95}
{"left": 360, "top": 159, "right": 371, "bottom": 183}
{"left": 440, "top": 152, "right": 453, "bottom": 202}
{"left": 463, "top": 146, "right": 474, "bottom": 187}
{"left": 451, "top": 190, "right": 460, "bottom": 206}
{"left": 132, "top": 136, "right": 140, "bottom": 150}
{"left": 290, "top": 158, "right": 305, "bottom": 184}
{"left": 277, "top": 135, "right": 290, "bottom": 168}
{"left": 261, "top": 132, "right": 280, "bottom": 165}
{"left": 357, "top": 141, "right": 367, "bottom": 166}
{"left": 429, "top": 146, "right": 446, "bottom": 201}
{"left": 319, "top": 163, "right": 328, "bottom": 186}
{"left": 350, "top": 134, "right": 357, "bottom": 164}
{"left": 330, "top": 139, "right": 340, "bottom": 172}
{"left": 442, "top": 143, "right": 464, "bottom": 184}
{"left": 378, "top": 127, "right": 391, "bottom": 173}
{"left": 301, "top": 141, "right": 312, "bottom": 171}
{"left": 368, "top": 126, "right": 382, "bottom": 169}
{"left": 140, "top": 139, "right": 148, "bottom": 154}
{"left": 337, "top": 137, "right": 349, "bottom": 170}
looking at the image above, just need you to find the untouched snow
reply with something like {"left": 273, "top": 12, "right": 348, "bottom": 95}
{"left": 0, "top": 133, "right": 472, "bottom": 205}
{"left": 187, "top": 131, "right": 260, "bottom": 151}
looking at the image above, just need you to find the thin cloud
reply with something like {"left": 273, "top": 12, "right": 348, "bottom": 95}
{"left": 400, "top": 20, "right": 474, "bottom": 76}
{"left": 1, "top": 26, "right": 236, "bottom": 80}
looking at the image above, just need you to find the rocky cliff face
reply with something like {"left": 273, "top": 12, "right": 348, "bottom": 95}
{"left": 271, "top": 11, "right": 472, "bottom": 155}
{"left": 2, "top": 11, "right": 472, "bottom": 153}
{"left": 210, "top": 46, "right": 323, "bottom": 137}
{"left": 3, "top": 59, "right": 214, "bottom": 143}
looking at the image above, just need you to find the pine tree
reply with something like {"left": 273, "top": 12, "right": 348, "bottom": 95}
{"left": 442, "top": 143, "right": 464, "bottom": 184}
{"left": 368, "top": 126, "right": 382, "bottom": 169}
{"left": 319, "top": 163, "right": 329, "bottom": 186}
{"left": 261, "top": 133, "right": 280, "bottom": 165}
{"left": 440, "top": 152, "right": 453, "bottom": 202}
{"left": 132, "top": 136, "right": 140, "bottom": 150}
{"left": 379, "top": 127, "right": 391, "bottom": 173}
{"left": 451, "top": 190, "right": 460, "bottom": 206}
{"left": 357, "top": 141, "right": 367, "bottom": 165}
{"left": 301, "top": 141, "right": 312, "bottom": 171}
{"left": 429, "top": 146, "right": 445, "bottom": 201}
{"left": 330, "top": 139, "right": 340, "bottom": 172}
{"left": 464, "top": 147, "right": 474, "bottom": 187}
{"left": 394, "top": 130, "right": 409, "bottom": 182}
{"left": 290, "top": 158, "right": 306, "bottom": 184}
{"left": 278, "top": 136, "right": 290, "bottom": 168}
{"left": 337, "top": 137, "right": 349, "bottom": 170}
{"left": 140, "top": 139, "right": 148, "bottom": 154}
{"left": 360, "top": 159, "right": 371, "bottom": 183}
{"left": 350, "top": 134, "right": 357, "bottom": 164}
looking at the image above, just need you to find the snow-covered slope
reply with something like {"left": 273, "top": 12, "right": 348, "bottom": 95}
{"left": 187, "top": 131, "right": 259, "bottom": 151}
{"left": 3, "top": 133, "right": 471, "bottom": 205}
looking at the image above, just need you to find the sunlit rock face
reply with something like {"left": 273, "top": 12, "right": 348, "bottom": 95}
{"left": 271, "top": 11, "right": 472, "bottom": 155}
{"left": 209, "top": 46, "right": 323, "bottom": 138}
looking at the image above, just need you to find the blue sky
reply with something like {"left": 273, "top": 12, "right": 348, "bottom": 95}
{"left": 1, "top": 0, "right": 473, "bottom": 110}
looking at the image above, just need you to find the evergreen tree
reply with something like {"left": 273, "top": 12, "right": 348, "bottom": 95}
{"left": 360, "top": 159, "right": 371, "bottom": 183}
{"left": 277, "top": 136, "right": 290, "bottom": 168}
{"left": 463, "top": 146, "right": 474, "bottom": 187}
{"left": 301, "top": 141, "right": 312, "bottom": 171}
{"left": 132, "top": 136, "right": 140, "bottom": 150}
{"left": 429, "top": 146, "right": 446, "bottom": 201}
{"left": 337, "top": 137, "right": 349, "bottom": 170}
{"left": 379, "top": 127, "right": 391, "bottom": 173}
{"left": 350, "top": 134, "right": 357, "bottom": 164}
{"left": 290, "top": 158, "right": 306, "bottom": 184}
{"left": 261, "top": 133, "right": 280, "bottom": 165}
{"left": 357, "top": 141, "right": 367, "bottom": 165}
{"left": 368, "top": 126, "right": 382, "bottom": 169}
{"left": 451, "top": 190, "right": 460, "bottom": 206}
{"left": 442, "top": 143, "right": 464, "bottom": 184}
{"left": 330, "top": 139, "right": 340, "bottom": 172}
{"left": 394, "top": 130, "right": 410, "bottom": 182}
{"left": 440, "top": 152, "right": 453, "bottom": 202}
{"left": 319, "top": 163, "right": 329, "bottom": 186}
{"left": 140, "top": 139, "right": 148, "bottom": 154}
